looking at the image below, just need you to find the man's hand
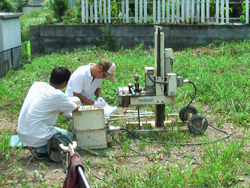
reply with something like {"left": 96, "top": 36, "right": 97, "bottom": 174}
{"left": 97, "top": 97, "right": 106, "bottom": 103}
{"left": 94, "top": 100, "right": 106, "bottom": 106}
{"left": 73, "top": 105, "right": 81, "bottom": 112}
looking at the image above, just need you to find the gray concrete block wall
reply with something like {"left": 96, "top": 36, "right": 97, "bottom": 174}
{"left": 30, "top": 24, "right": 250, "bottom": 57}
{"left": 0, "top": 47, "right": 22, "bottom": 77}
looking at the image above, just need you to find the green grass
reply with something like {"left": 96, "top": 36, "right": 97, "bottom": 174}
{"left": 0, "top": 40, "right": 250, "bottom": 187}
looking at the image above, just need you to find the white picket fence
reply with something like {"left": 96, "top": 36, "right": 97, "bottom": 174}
{"left": 81, "top": 0, "right": 249, "bottom": 24}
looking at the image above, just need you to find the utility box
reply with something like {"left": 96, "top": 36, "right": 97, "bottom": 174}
{"left": 0, "top": 12, "right": 22, "bottom": 77}
{"left": 0, "top": 13, "right": 22, "bottom": 52}
{"left": 73, "top": 106, "right": 107, "bottom": 149}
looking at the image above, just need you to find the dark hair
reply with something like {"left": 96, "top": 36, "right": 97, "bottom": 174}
{"left": 50, "top": 66, "right": 71, "bottom": 85}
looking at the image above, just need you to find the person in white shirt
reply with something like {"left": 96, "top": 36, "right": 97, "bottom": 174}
{"left": 65, "top": 59, "right": 116, "bottom": 106}
{"left": 17, "top": 66, "right": 79, "bottom": 158}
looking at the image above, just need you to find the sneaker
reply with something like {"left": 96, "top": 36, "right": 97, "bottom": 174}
{"left": 34, "top": 152, "right": 48, "bottom": 160}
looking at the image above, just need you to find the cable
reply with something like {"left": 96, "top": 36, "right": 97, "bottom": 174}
{"left": 184, "top": 80, "right": 197, "bottom": 109}
{"left": 112, "top": 134, "right": 198, "bottom": 163}
{"left": 119, "top": 122, "right": 230, "bottom": 146}
{"left": 147, "top": 71, "right": 168, "bottom": 85}
{"left": 76, "top": 152, "right": 104, "bottom": 181}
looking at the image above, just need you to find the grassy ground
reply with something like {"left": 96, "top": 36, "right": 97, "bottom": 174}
{"left": 0, "top": 40, "right": 250, "bottom": 187}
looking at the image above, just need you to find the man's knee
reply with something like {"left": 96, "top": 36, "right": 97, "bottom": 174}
{"left": 71, "top": 96, "right": 82, "bottom": 106}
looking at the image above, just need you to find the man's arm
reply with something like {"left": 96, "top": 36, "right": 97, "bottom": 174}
{"left": 95, "top": 88, "right": 101, "bottom": 98}
{"left": 73, "top": 92, "right": 94, "bottom": 105}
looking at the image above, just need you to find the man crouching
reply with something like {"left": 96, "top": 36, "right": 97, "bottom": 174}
{"left": 17, "top": 66, "right": 79, "bottom": 159}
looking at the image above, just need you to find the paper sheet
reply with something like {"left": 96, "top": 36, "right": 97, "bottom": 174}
{"left": 104, "top": 105, "right": 117, "bottom": 118}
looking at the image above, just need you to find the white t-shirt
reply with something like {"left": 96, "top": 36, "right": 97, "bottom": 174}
{"left": 65, "top": 64, "right": 103, "bottom": 101}
{"left": 17, "top": 82, "right": 77, "bottom": 147}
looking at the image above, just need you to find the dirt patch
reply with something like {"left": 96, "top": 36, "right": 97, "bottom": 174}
{"left": 0, "top": 106, "right": 249, "bottom": 187}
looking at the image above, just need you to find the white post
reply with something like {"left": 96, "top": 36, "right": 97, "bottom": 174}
{"left": 221, "top": 0, "right": 224, "bottom": 24}
{"left": 81, "top": 0, "right": 85, "bottom": 23}
{"left": 167, "top": 0, "right": 170, "bottom": 23}
{"left": 181, "top": 0, "right": 184, "bottom": 23}
{"left": 162, "top": 0, "right": 165, "bottom": 23}
{"left": 171, "top": 0, "right": 175, "bottom": 23}
{"left": 126, "top": 0, "right": 129, "bottom": 23}
{"left": 226, "top": 0, "right": 229, "bottom": 24}
{"left": 201, "top": 0, "right": 204, "bottom": 23}
{"left": 99, "top": 0, "right": 102, "bottom": 23}
{"left": 191, "top": 0, "right": 194, "bottom": 24}
{"left": 153, "top": 0, "right": 156, "bottom": 23}
{"left": 108, "top": 0, "right": 111, "bottom": 23}
{"left": 90, "top": 3, "right": 93, "bottom": 23}
{"left": 122, "top": 0, "right": 125, "bottom": 23}
{"left": 216, "top": 0, "right": 219, "bottom": 24}
{"left": 196, "top": 0, "right": 200, "bottom": 23}
{"left": 176, "top": 0, "right": 180, "bottom": 23}
{"left": 104, "top": 0, "right": 107, "bottom": 23}
{"left": 94, "top": 0, "right": 98, "bottom": 23}
{"left": 144, "top": 0, "right": 147, "bottom": 23}
{"left": 86, "top": 0, "right": 89, "bottom": 23}
{"left": 158, "top": 0, "right": 161, "bottom": 23}
{"left": 186, "top": 0, "right": 189, "bottom": 23}
{"left": 135, "top": 0, "right": 138, "bottom": 23}
{"left": 246, "top": 0, "right": 249, "bottom": 24}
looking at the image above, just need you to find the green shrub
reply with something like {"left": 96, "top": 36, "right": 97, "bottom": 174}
{"left": 98, "top": 24, "right": 118, "bottom": 52}
{"left": 20, "top": 9, "right": 47, "bottom": 42}
{"left": 0, "top": 0, "right": 17, "bottom": 12}
{"left": 51, "top": 0, "right": 69, "bottom": 22}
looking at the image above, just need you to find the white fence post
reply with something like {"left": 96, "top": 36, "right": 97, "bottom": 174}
{"left": 94, "top": 0, "right": 98, "bottom": 23}
{"left": 186, "top": 0, "right": 190, "bottom": 23}
{"left": 181, "top": 0, "right": 184, "bottom": 23}
{"left": 108, "top": 0, "right": 111, "bottom": 23}
{"left": 191, "top": 0, "right": 194, "bottom": 24}
{"left": 90, "top": 3, "right": 93, "bottom": 23}
{"left": 162, "top": 0, "right": 165, "bottom": 23}
{"left": 81, "top": 0, "right": 85, "bottom": 23}
{"left": 167, "top": 0, "right": 170, "bottom": 23}
{"left": 157, "top": 0, "right": 161, "bottom": 23}
{"left": 126, "top": 0, "right": 129, "bottom": 23}
{"left": 197, "top": 0, "right": 200, "bottom": 24}
{"left": 176, "top": 0, "right": 180, "bottom": 23}
{"left": 153, "top": 0, "right": 156, "bottom": 23}
{"left": 246, "top": 0, "right": 249, "bottom": 24}
{"left": 172, "top": 0, "right": 175, "bottom": 23}
{"left": 104, "top": 0, "right": 107, "bottom": 23}
{"left": 221, "top": 0, "right": 224, "bottom": 24}
{"left": 201, "top": 0, "right": 205, "bottom": 23}
{"left": 216, "top": 0, "right": 219, "bottom": 24}
{"left": 81, "top": 0, "right": 247, "bottom": 25}
{"left": 144, "top": 0, "right": 147, "bottom": 23}
{"left": 226, "top": 0, "right": 229, "bottom": 24}
{"left": 135, "top": 0, "right": 138, "bottom": 23}
{"left": 99, "top": 0, "right": 102, "bottom": 23}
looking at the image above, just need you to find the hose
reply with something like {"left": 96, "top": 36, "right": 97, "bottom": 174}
{"left": 185, "top": 80, "right": 197, "bottom": 109}
{"left": 119, "top": 122, "right": 230, "bottom": 146}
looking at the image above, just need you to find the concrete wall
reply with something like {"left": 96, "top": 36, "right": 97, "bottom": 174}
{"left": 30, "top": 24, "right": 250, "bottom": 56}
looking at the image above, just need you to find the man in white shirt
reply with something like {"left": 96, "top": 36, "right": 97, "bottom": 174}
{"left": 17, "top": 66, "right": 79, "bottom": 159}
{"left": 65, "top": 59, "right": 116, "bottom": 106}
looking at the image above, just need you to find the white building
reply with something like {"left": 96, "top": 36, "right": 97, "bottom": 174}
{"left": 0, "top": 12, "right": 22, "bottom": 77}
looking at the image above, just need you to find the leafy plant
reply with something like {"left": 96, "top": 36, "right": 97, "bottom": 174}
{"left": 97, "top": 24, "right": 118, "bottom": 52}
{"left": 0, "top": 0, "right": 17, "bottom": 12}
{"left": 51, "top": 0, "right": 69, "bottom": 22}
